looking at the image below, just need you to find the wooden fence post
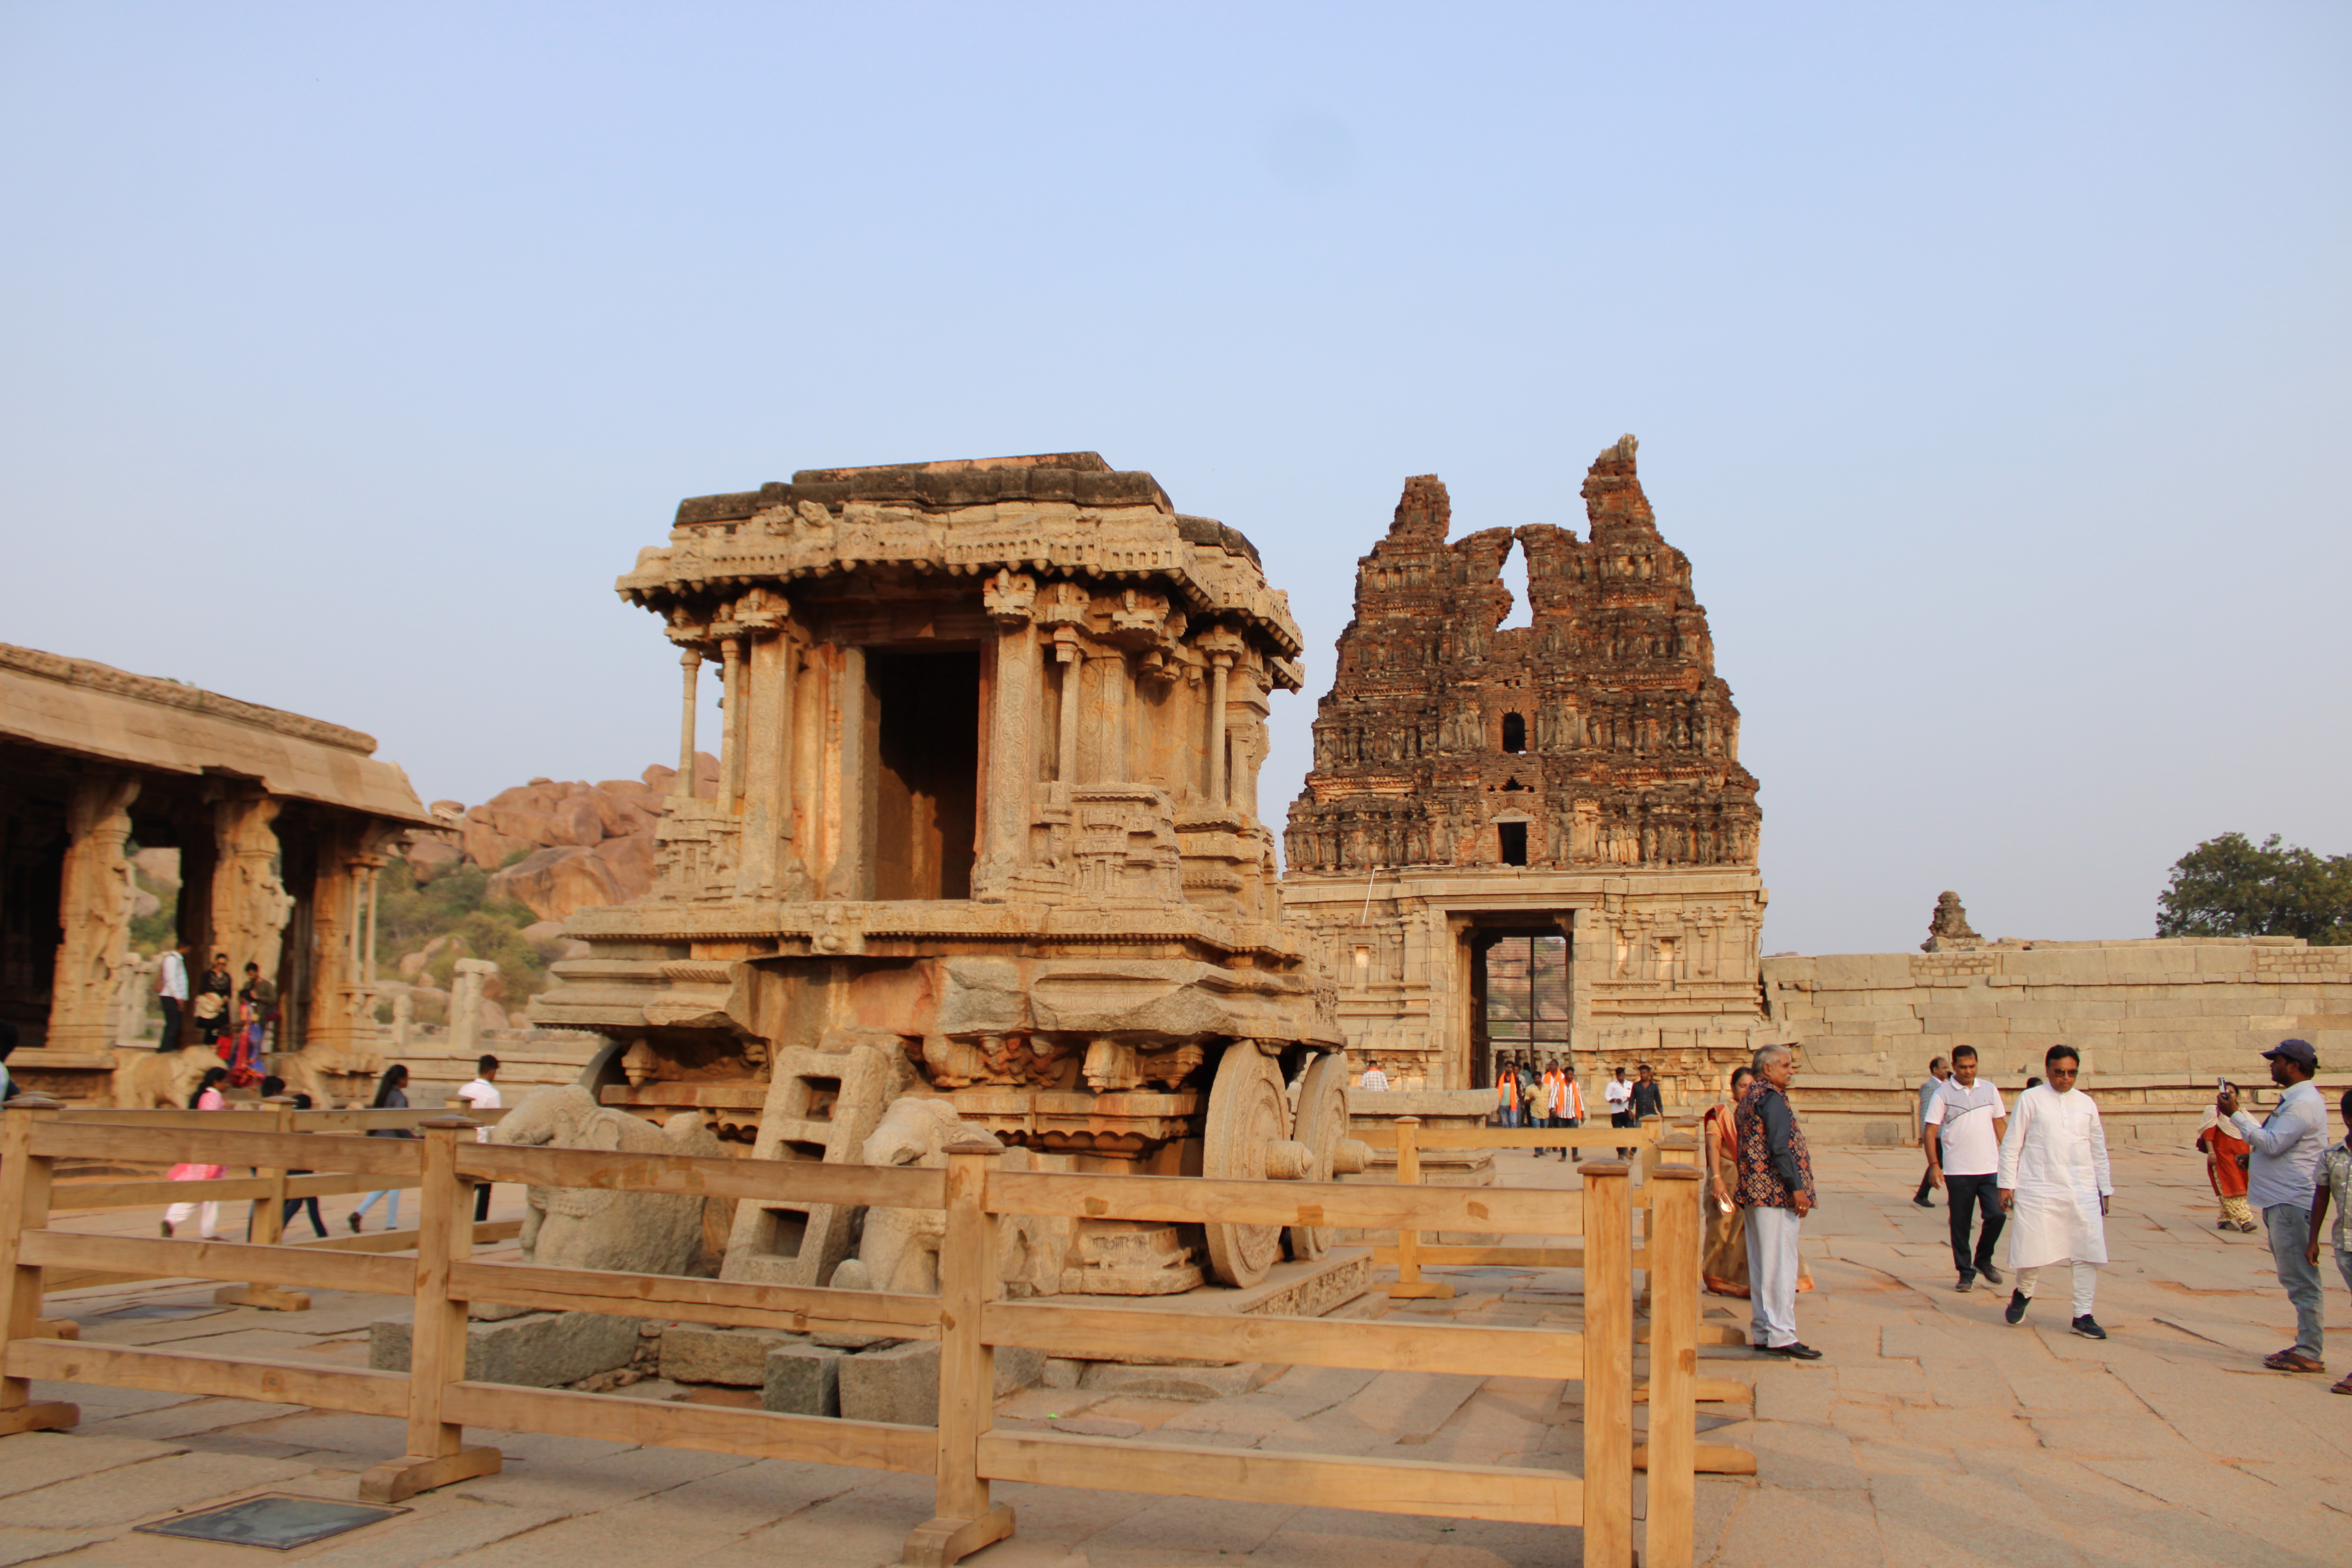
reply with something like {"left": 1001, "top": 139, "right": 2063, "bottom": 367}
{"left": 217, "top": 1097, "right": 307, "bottom": 1312}
{"left": 359, "top": 1116, "right": 501, "bottom": 1503}
{"left": 1641, "top": 1163, "right": 1702, "bottom": 1568}
{"left": 1639, "top": 1131, "right": 1698, "bottom": 1309}
{"left": 1386, "top": 1116, "right": 1454, "bottom": 1301}
{"left": 0, "top": 1095, "right": 77, "bottom": 1436}
{"left": 904, "top": 1140, "right": 1014, "bottom": 1568}
{"left": 1579, "top": 1160, "right": 1633, "bottom": 1568}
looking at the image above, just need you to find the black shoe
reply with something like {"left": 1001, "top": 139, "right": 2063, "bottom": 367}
{"left": 1978, "top": 1262, "right": 2003, "bottom": 1287}
{"left": 2004, "top": 1290, "right": 2029, "bottom": 1325}
{"left": 1956, "top": 1272, "right": 1976, "bottom": 1293}
{"left": 1757, "top": 1341, "right": 1824, "bottom": 1360}
{"left": 2070, "top": 1316, "right": 2107, "bottom": 1341}
{"left": 1912, "top": 1196, "right": 1935, "bottom": 1209}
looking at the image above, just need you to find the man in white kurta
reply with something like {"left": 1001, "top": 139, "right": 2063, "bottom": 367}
{"left": 1997, "top": 1050, "right": 2113, "bottom": 1338}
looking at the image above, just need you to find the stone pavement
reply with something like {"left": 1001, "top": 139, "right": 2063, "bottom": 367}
{"left": 1, "top": 1143, "right": 2347, "bottom": 1566}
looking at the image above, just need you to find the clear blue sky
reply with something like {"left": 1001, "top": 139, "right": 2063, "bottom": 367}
{"left": 4, "top": 3, "right": 2346, "bottom": 954}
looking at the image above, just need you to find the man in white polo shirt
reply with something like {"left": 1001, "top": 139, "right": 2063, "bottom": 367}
{"left": 456, "top": 1055, "right": 501, "bottom": 1222}
{"left": 1925, "top": 1044, "right": 2007, "bottom": 1292}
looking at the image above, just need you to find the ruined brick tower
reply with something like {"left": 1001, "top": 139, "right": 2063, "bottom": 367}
{"left": 1281, "top": 437, "right": 1773, "bottom": 1095}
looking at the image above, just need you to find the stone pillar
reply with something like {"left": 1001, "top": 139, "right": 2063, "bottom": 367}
{"left": 740, "top": 631, "right": 795, "bottom": 897}
{"left": 450, "top": 958, "right": 497, "bottom": 1056}
{"left": 362, "top": 859, "right": 381, "bottom": 988}
{"left": 831, "top": 646, "right": 869, "bottom": 900}
{"left": 1054, "top": 636, "right": 1082, "bottom": 800}
{"left": 111, "top": 955, "right": 156, "bottom": 1045}
{"left": 978, "top": 573, "right": 1039, "bottom": 895}
{"left": 1207, "top": 654, "right": 1232, "bottom": 807}
{"left": 210, "top": 795, "right": 292, "bottom": 983}
{"left": 46, "top": 773, "right": 141, "bottom": 1053}
{"left": 1083, "top": 649, "right": 1131, "bottom": 784}
{"left": 392, "top": 991, "right": 413, "bottom": 1051}
{"left": 1568, "top": 907, "right": 1596, "bottom": 1051}
{"left": 675, "top": 648, "right": 701, "bottom": 798}
{"left": 719, "top": 635, "right": 746, "bottom": 813}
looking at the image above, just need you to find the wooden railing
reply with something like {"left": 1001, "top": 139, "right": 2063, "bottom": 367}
{"left": 0, "top": 1096, "right": 1706, "bottom": 1568}
{"left": 31, "top": 1100, "right": 519, "bottom": 1309}
{"left": 1356, "top": 1115, "right": 1756, "bottom": 1481}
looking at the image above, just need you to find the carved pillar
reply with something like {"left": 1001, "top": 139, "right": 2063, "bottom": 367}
{"left": 979, "top": 572, "right": 1039, "bottom": 895}
{"left": 211, "top": 795, "right": 291, "bottom": 984}
{"left": 46, "top": 773, "right": 141, "bottom": 1053}
{"left": 1207, "top": 654, "right": 1231, "bottom": 807}
{"left": 450, "top": 958, "right": 496, "bottom": 1056}
{"left": 1082, "top": 649, "right": 1130, "bottom": 784}
{"left": 831, "top": 645, "right": 869, "bottom": 900}
{"left": 1054, "top": 635, "right": 1082, "bottom": 800}
{"left": 305, "top": 831, "right": 357, "bottom": 1049}
{"left": 1567, "top": 907, "right": 1596, "bottom": 1051}
{"left": 719, "top": 634, "right": 746, "bottom": 813}
{"left": 739, "top": 630, "right": 797, "bottom": 897}
{"left": 675, "top": 648, "right": 702, "bottom": 797}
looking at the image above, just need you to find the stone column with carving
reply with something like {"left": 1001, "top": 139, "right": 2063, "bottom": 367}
{"left": 1206, "top": 653, "right": 1232, "bottom": 807}
{"left": 735, "top": 595, "right": 799, "bottom": 898}
{"left": 977, "top": 569, "right": 1038, "bottom": 897}
{"left": 211, "top": 794, "right": 292, "bottom": 983}
{"left": 719, "top": 632, "right": 746, "bottom": 813}
{"left": 449, "top": 958, "right": 497, "bottom": 1058}
{"left": 47, "top": 773, "right": 141, "bottom": 1053}
{"left": 675, "top": 647, "right": 702, "bottom": 797}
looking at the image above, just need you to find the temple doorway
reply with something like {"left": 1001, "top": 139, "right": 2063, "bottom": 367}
{"left": 868, "top": 649, "right": 980, "bottom": 900}
{"left": 1468, "top": 927, "right": 1570, "bottom": 1089}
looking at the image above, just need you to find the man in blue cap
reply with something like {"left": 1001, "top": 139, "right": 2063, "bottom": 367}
{"left": 2217, "top": 1038, "right": 2329, "bottom": 1374}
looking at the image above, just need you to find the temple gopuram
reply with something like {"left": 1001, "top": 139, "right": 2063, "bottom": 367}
{"left": 1281, "top": 437, "right": 1774, "bottom": 1097}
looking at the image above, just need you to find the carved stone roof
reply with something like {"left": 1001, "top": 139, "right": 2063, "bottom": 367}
{"left": 621, "top": 452, "right": 1303, "bottom": 669}
{"left": 0, "top": 642, "right": 433, "bottom": 825}
{"left": 1283, "top": 438, "right": 1761, "bottom": 874}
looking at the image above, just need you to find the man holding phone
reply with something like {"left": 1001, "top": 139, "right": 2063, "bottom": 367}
{"left": 1924, "top": 1045, "right": 2006, "bottom": 1291}
{"left": 2220, "top": 1039, "right": 2329, "bottom": 1374}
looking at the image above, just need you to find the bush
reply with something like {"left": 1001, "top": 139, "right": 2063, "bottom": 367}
{"left": 374, "top": 860, "right": 553, "bottom": 1007}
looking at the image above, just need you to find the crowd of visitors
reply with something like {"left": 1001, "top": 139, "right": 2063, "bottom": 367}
{"left": 151, "top": 938, "right": 278, "bottom": 1085}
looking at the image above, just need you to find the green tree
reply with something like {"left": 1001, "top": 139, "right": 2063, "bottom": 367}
{"left": 2156, "top": 833, "right": 2352, "bottom": 946}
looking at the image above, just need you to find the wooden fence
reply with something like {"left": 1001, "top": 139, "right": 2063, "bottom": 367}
{"left": 1354, "top": 1116, "right": 1757, "bottom": 1481}
{"left": 0, "top": 1096, "right": 1706, "bottom": 1568}
{"left": 36, "top": 1100, "right": 518, "bottom": 1310}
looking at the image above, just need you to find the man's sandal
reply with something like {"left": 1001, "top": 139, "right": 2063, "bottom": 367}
{"left": 2330, "top": 1375, "right": 2352, "bottom": 1396}
{"left": 2263, "top": 1349, "right": 2325, "bottom": 1374}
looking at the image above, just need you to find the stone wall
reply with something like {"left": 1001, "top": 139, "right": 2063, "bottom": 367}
{"left": 1764, "top": 936, "right": 2352, "bottom": 1145}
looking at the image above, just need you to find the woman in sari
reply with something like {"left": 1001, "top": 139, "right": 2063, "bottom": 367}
{"left": 1702, "top": 1066, "right": 1813, "bottom": 1296}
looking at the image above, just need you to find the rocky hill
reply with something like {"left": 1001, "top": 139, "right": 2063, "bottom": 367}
{"left": 405, "top": 753, "right": 717, "bottom": 920}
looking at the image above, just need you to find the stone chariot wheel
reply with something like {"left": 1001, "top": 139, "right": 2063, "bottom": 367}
{"left": 1202, "top": 1043, "right": 1293, "bottom": 1287}
{"left": 1285, "top": 1052, "right": 1351, "bottom": 1261}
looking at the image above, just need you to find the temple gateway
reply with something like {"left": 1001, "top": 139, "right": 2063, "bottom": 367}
{"left": 1280, "top": 438, "right": 1776, "bottom": 1097}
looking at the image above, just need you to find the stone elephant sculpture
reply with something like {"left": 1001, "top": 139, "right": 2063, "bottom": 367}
{"left": 829, "top": 1096, "right": 1060, "bottom": 1297}
{"left": 475, "top": 1085, "right": 724, "bottom": 1321}
{"left": 107, "top": 1046, "right": 214, "bottom": 1109}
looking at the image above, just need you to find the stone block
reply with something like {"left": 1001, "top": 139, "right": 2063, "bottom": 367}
{"left": 1075, "top": 1359, "right": 1273, "bottom": 1401}
{"left": 660, "top": 1324, "right": 796, "bottom": 1386}
{"left": 762, "top": 1342, "right": 843, "bottom": 1417}
{"left": 993, "top": 1342, "right": 1046, "bottom": 1397}
{"left": 1042, "top": 1357, "right": 1085, "bottom": 1389}
{"left": 370, "top": 1310, "right": 638, "bottom": 1388}
{"left": 839, "top": 1339, "right": 941, "bottom": 1426}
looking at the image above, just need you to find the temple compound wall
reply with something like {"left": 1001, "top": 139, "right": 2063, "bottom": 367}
{"left": 1280, "top": 438, "right": 1774, "bottom": 1100}
{"left": 1765, "top": 933, "right": 2352, "bottom": 1145}
{"left": 0, "top": 643, "right": 434, "bottom": 1103}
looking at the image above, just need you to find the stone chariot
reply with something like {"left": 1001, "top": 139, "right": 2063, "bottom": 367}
{"left": 532, "top": 454, "right": 1355, "bottom": 1296}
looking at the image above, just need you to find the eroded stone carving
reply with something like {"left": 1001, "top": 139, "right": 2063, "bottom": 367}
{"left": 477, "top": 1085, "right": 723, "bottom": 1319}
{"left": 828, "top": 1096, "right": 1060, "bottom": 1297}
{"left": 1921, "top": 891, "right": 1983, "bottom": 953}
